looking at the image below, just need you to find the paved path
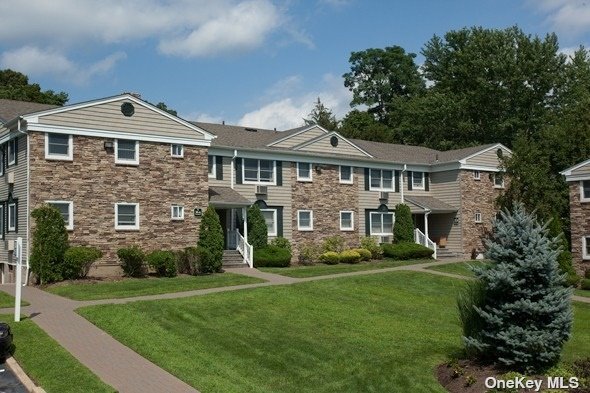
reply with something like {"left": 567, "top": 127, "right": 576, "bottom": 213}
{"left": 0, "top": 257, "right": 588, "bottom": 393}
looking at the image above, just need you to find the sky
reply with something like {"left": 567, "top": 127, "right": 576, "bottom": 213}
{"left": 1, "top": 0, "right": 589, "bottom": 130}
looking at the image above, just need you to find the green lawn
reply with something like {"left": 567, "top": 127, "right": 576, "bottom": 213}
{"left": 1, "top": 315, "right": 115, "bottom": 393}
{"left": 259, "top": 258, "right": 433, "bottom": 278}
{"left": 575, "top": 289, "right": 590, "bottom": 298}
{"left": 0, "top": 291, "right": 29, "bottom": 308}
{"left": 45, "top": 273, "right": 265, "bottom": 301}
{"left": 426, "top": 260, "right": 489, "bottom": 277}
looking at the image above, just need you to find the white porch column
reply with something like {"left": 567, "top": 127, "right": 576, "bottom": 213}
{"left": 242, "top": 207, "right": 248, "bottom": 243}
{"left": 424, "top": 210, "right": 430, "bottom": 245}
{"left": 400, "top": 165, "right": 406, "bottom": 204}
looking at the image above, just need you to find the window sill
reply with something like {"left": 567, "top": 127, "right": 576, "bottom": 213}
{"left": 297, "top": 179, "right": 313, "bottom": 183}
{"left": 115, "top": 162, "right": 139, "bottom": 166}
{"left": 115, "top": 227, "right": 140, "bottom": 231}
{"left": 171, "top": 218, "right": 184, "bottom": 221}
{"left": 298, "top": 228, "right": 313, "bottom": 232}
{"left": 340, "top": 228, "right": 354, "bottom": 232}
{"left": 45, "top": 155, "right": 73, "bottom": 161}
{"left": 339, "top": 181, "right": 354, "bottom": 185}
{"left": 369, "top": 188, "right": 394, "bottom": 192}
{"left": 243, "top": 180, "right": 277, "bottom": 186}
{"left": 371, "top": 233, "right": 393, "bottom": 237}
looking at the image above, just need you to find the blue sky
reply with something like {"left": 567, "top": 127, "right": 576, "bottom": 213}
{"left": 1, "top": 0, "right": 589, "bottom": 130}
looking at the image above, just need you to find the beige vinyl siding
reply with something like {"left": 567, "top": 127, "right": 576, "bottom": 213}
{"left": 298, "top": 137, "right": 369, "bottom": 157}
{"left": 571, "top": 162, "right": 590, "bottom": 177}
{"left": 464, "top": 147, "right": 509, "bottom": 168}
{"left": 272, "top": 126, "right": 326, "bottom": 148}
{"left": 429, "top": 170, "right": 462, "bottom": 253}
{"left": 208, "top": 156, "right": 232, "bottom": 187}
{"left": 357, "top": 168, "right": 401, "bottom": 237}
{"left": 41, "top": 99, "right": 208, "bottom": 141}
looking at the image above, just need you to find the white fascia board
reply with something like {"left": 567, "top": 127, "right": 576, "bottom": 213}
{"left": 561, "top": 159, "right": 590, "bottom": 176}
{"left": 26, "top": 123, "right": 212, "bottom": 147}
{"left": 564, "top": 174, "right": 590, "bottom": 182}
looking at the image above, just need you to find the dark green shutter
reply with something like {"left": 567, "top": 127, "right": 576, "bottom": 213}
{"left": 276, "top": 161, "right": 282, "bottom": 186}
{"left": 365, "top": 210, "right": 371, "bottom": 236}
{"left": 276, "top": 207, "right": 284, "bottom": 237}
{"left": 14, "top": 199, "right": 18, "bottom": 233}
{"left": 395, "top": 171, "right": 400, "bottom": 192}
{"left": 215, "top": 156, "right": 223, "bottom": 180}
{"left": 407, "top": 171, "right": 413, "bottom": 191}
{"left": 14, "top": 138, "right": 18, "bottom": 166}
{"left": 364, "top": 168, "right": 370, "bottom": 190}
{"left": 425, "top": 173, "right": 430, "bottom": 191}
{"left": 235, "top": 158, "right": 243, "bottom": 184}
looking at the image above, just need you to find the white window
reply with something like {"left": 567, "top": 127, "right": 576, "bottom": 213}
{"left": 115, "top": 139, "right": 139, "bottom": 165}
{"left": 243, "top": 159, "right": 275, "bottom": 184}
{"left": 581, "top": 180, "right": 590, "bottom": 202}
{"left": 473, "top": 170, "right": 480, "bottom": 180}
{"left": 340, "top": 166, "right": 353, "bottom": 184}
{"left": 171, "top": 144, "right": 184, "bottom": 158}
{"left": 297, "top": 162, "right": 312, "bottom": 182}
{"left": 7, "top": 139, "right": 16, "bottom": 166}
{"left": 171, "top": 205, "right": 184, "bottom": 220}
{"left": 369, "top": 169, "right": 394, "bottom": 191}
{"left": 412, "top": 171, "right": 425, "bottom": 189}
{"left": 494, "top": 173, "right": 505, "bottom": 188}
{"left": 8, "top": 202, "right": 16, "bottom": 232}
{"left": 208, "top": 156, "right": 216, "bottom": 178}
{"left": 45, "top": 133, "right": 73, "bottom": 160}
{"left": 475, "top": 211, "right": 482, "bottom": 223}
{"left": 261, "top": 209, "right": 277, "bottom": 236}
{"left": 297, "top": 210, "right": 313, "bottom": 231}
{"left": 46, "top": 201, "right": 74, "bottom": 230}
{"left": 340, "top": 211, "right": 354, "bottom": 231}
{"left": 115, "top": 203, "right": 139, "bottom": 230}
{"left": 584, "top": 236, "right": 590, "bottom": 260}
{"left": 370, "top": 212, "right": 394, "bottom": 236}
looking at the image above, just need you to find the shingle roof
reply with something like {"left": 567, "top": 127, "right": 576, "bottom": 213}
{"left": 0, "top": 99, "right": 59, "bottom": 123}
{"left": 193, "top": 122, "right": 283, "bottom": 149}
{"left": 405, "top": 196, "right": 458, "bottom": 213}
{"left": 350, "top": 139, "right": 440, "bottom": 165}
{"left": 208, "top": 186, "right": 252, "bottom": 207}
{"left": 435, "top": 143, "right": 498, "bottom": 164}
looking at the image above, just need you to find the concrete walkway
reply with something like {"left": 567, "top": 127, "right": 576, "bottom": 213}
{"left": 0, "top": 258, "right": 588, "bottom": 393}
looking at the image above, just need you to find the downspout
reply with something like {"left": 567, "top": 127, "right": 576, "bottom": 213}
{"left": 231, "top": 149, "right": 237, "bottom": 189}
{"left": 400, "top": 164, "right": 407, "bottom": 203}
{"left": 17, "top": 118, "right": 30, "bottom": 285}
{"left": 424, "top": 209, "right": 431, "bottom": 245}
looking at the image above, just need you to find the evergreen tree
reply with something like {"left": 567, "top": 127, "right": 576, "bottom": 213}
{"left": 247, "top": 204, "right": 268, "bottom": 250}
{"left": 30, "top": 205, "right": 70, "bottom": 284}
{"left": 304, "top": 97, "right": 338, "bottom": 130}
{"left": 393, "top": 203, "right": 414, "bottom": 243}
{"left": 196, "top": 206, "right": 224, "bottom": 272}
{"left": 462, "top": 204, "right": 573, "bottom": 373}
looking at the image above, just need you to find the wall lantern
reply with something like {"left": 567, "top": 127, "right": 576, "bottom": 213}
{"left": 194, "top": 208, "right": 203, "bottom": 217}
{"left": 104, "top": 141, "right": 114, "bottom": 150}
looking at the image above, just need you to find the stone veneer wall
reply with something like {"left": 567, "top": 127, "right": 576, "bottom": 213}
{"left": 569, "top": 182, "right": 590, "bottom": 275}
{"left": 459, "top": 170, "right": 505, "bottom": 258}
{"left": 28, "top": 132, "right": 209, "bottom": 276}
{"left": 291, "top": 164, "right": 359, "bottom": 261}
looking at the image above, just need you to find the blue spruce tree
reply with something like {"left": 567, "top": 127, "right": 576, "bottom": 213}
{"left": 462, "top": 203, "right": 573, "bottom": 373}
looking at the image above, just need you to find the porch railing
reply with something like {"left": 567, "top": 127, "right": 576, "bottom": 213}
{"left": 235, "top": 229, "right": 254, "bottom": 268}
{"left": 414, "top": 228, "right": 437, "bottom": 260}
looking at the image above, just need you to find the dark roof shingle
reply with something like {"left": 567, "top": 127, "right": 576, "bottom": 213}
{"left": 0, "top": 99, "right": 59, "bottom": 123}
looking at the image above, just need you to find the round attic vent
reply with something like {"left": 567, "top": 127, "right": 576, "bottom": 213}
{"left": 330, "top": 136, "right": 339, "bottom": 147}
{"left": 121, "top": 102, "right": 135, "bottom": 117}
{"left": 496, "top": 148, "right": 503, "bottom": 158}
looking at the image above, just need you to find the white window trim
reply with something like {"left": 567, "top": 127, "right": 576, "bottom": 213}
{"left": 0, "top": 149, "right": 4, "bottom": 176}
{"left": 115, "top": 203, "right": 140, "bottom": 230}
{"left": 583, "top": 236, "right": 590, "bottom": 260}
{"left": 170, "top": 144, "right": 184, "bottom": 158}
{"left": 45, "top": 133, "right": 73, "bottom": 161}
{"left": 369, "top": 212, "right": 394, "bottom": 236}
{"left": 297, "top": 162, "right": 313, "bottom": 182}
{"left": 339, "top": 166, "right": 353, "bottom": 184}
{"left": 7, "top": 139, "right": 16, "bottom": 166}
{"left": 114, "top": 139, "right": 139, "bottom": 165}
{"left": 473, "top": 170, "right": 481, "bottom": 180}
{"left": 369, "top": 169, "right": 394, "bottom": 191}
{"left": 208, "top": 156, "right": 216, "bottom": 178}
{"left": 242, "top": 159, "right": 277, "bottom": 185}
{"left": 171, "top": 205, "right": 185, "bottom": 221}
{"left": 46, "top": 200, "right": 74, "bottom": 230}
{"left": 297, "top": 210, "right": 313, "bottom": 231}
{"left": 0, "top": 205, "right": 3, "bottom": 237}
{"left": 494, "top": 173, "right": 505, "bottom": 189}
{"left": 261, "top": 208, "right": 278, "bottom": 237}
{"left": 340, "top": 210, "right": 354, "bottom": 231}
{"left": 580, "top": 180, "right": 590, "bottom": 202}
{"left": 7, "top": 202, "right": 16, "bottom": 232}
{"left": 474, "top": 212, "right": 482, "bottom": 223}
{"left": 412, "top": 171, "right": 425, "bottom": 190}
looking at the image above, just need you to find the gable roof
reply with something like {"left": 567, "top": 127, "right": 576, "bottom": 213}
{"left": 561, "top": 158, "right": 590, "bottom": 180}
{"left": 0, "top": 99, "right": 58, "bottom": 123}
{"left": 267, "top": 124, "right": 328, "bottom": 147}
{"left": 292, "top": 130, "right": 373, "bottom": 157}
{"left": 405, "top": 195, "right": 458, "bottom": 213}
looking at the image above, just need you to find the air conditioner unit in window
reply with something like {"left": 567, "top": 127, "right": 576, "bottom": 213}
{"left": 379, "top": 236, "right": 391, "bottom": 244}
{"left": 7, "top": 172, "right": 14, "bottom": 185}
{"left": 379, "top": 191, "right": 389, "bottom": 201}
{"left": 255, "top": 185, "right": 268, "bottom": 195}
{"left": 6, "top": 240, "right": 14, "bottom": 251}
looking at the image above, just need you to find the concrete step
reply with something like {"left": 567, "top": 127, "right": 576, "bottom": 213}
{"left": 222, "top": 250, "right": 248, "bottom": 267}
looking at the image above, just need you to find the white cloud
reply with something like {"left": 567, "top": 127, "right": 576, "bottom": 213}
{"left": 0, "top": 46, "right": 126, "bottom": 85}
{"left": 529, "top": 0, "right": 590, "bottom": 37}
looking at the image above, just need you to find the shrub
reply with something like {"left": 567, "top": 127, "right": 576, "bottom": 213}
{"left": 254, "top": 245, "right": 291, "bottom": 267}
{"left": 247, "top": 204, "right": 268, "bottom": 250}
{"left": 270, "top": 237, "right": 291, "bottom": 252}
{"left": 557, "top": 250, "right": 580, "bottom": 287}
{"left": 360, "top": 237, "right": 383, "bottom": 259}
{"left": 581, "top": 279, "right": 590, "bottom": 291}
{"left": 62, "top": 246, "right": 102, "bottom": 279}
{"left": 195, "top": 246, "right": 222, "bottom": 274}
{"left": 352, "top": 248, "right": 372, "bottom": 261}
{"left": 147, "top": 250, "right": 177, "bottom": 277}
{"left": 585, "top": 269, "right": 590, "bottom": 280}
{"left": 322, "top": 235, "right": 346, "bottom": 253}
{"left": 339, "top": 250, "right": 361, "bottom": 264}
{"left": 382, "top": 242, "right": 434, "bottom": 260}
{"left": 174, "top": 247, "right": 197, "bottom": 275}
{"left": 30, "top": 205, "right": 70, "bottom": 284}
{"left": 319, "top": 251, "right": 340, "bottom": 265}
{"left": 393, "top": 203, "right": 414, "bottom": 243}
{"left": 297, "top": 241, "right": 322, "bottom": 265}
{"left": 197, "top": 206, "right": 223, "bottom": 272}
{"left": 457, "top": 281, "right": 487, "bottom": 355}
{"left": 117, "top": 246, "right": 146, "bottom": 277}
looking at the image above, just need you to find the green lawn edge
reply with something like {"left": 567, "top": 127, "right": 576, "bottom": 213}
{"left": 0, "top": 291, "right": 29, "bottom": 308}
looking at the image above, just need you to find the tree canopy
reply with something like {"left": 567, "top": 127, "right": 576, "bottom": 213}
{"left": 0, "top": 69, "right": 68, "bottom": 105}
{"left": 303, "top": 97, "right": 338, "bottom": 130}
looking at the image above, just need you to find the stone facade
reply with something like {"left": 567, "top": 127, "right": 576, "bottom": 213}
{"left": 28, "top": 132, "right": 209, "bottom": 275}
{"left": 291, "top": 163, "right": 359, "bottom": 260}
{"left": 459, "top": 170, "right": 505, "bottom": 258}
{"left": 569, "top": 182, "right": 590, "bottom": 275}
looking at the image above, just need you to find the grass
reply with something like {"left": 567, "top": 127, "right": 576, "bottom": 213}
{"left": 45, "top": 273, "right": 265, "bottom": 301}
{"left": 258, "top": 258, "right": 433, "bottom": 278}
{"left": 0, "top": 291, "right": 29, "bottom": 308}
{"left": 1, "top": 315, "right": 114, "bottom": 392}
{"left": 575, "top": 289, "right": 590, "bottom": 298}
{"left": 426, "top": 260, "right": 488, "bottom": 277}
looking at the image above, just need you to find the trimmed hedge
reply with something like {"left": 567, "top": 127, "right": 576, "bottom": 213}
{"left": 117, "top": 246, "right": 146, "bottom": 277}
{"left": 270, "top": 237, "right": 291, "bottom": 253}
{"left": 581, "top": 279, "right": 590, "bottom": 291}
{"left": 147, "top": 250, "right": 177, "bottom": 277}
{"left": 297, "top": 241, "right": 322, "bottom": 265}
{"left": 197, "top": 206, "right": 224, "bottom": 272}
{"left": 360, "top": 237, "right": 383, "bottom": 259}
{"left": 322, "top": 235, "right": 345, "bottom": 253}
{"left": 62, "top": 246, "right": 103, "bottom": 279}
{"left": 319, "top": 251, "right": 340, "bottom": 265}
{"left": 254, "top": 245, "right": 291, "bottom": 267}
{"left": 195, "top": 246, "right": 222, "bottom": 274}
{"left": 339, "top": 250, "right": 361, "bottom": 264}
{"left": 382, "top": 242, "right": 434, "bottom": 260}
{"left": 352, "top": 248, "right": 372, "bottom": 261}
{"left": 30, "top": 205, "right": 70, "bottom": 284}
{"left": 393, "top": 203, "right": 414, "bottom": 243}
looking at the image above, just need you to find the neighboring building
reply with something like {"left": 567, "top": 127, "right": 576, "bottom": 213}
{"left": 0, "top": 94, "right": 510, "bottom": 279}
{"left": 561, "top": 159, "right": 590, "bottom": 275}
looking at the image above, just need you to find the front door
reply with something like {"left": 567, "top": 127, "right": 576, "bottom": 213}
{"left": 226, "top": 209, "right": 237, "bottom": 250}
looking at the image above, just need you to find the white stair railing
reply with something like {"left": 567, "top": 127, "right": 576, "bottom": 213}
{"left": 414, "top": 228, "right": 437, "bottom": 260}
{"left": 235, "top": 229, "right": 254, "bottom": 268}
